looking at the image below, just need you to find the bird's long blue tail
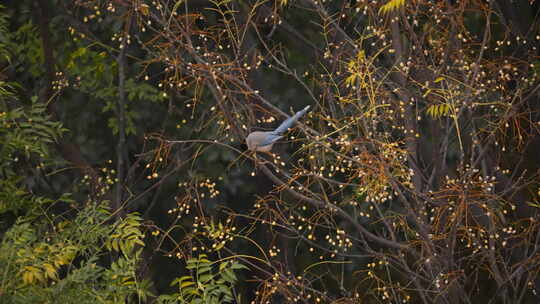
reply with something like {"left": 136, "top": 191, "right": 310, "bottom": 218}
{"left": 272, "top": 105, "right": 310, "bottom": 135}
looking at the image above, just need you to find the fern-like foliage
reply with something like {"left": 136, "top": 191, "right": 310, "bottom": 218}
{"left": 0, "top": 6, "right": 152, "bottom": 303}
{"left": 0, "top": 81, "right": 65, "bottom": 174}
{"left": 0, "top": 83, "right": 65, "bottom": 214}
{"left": 158, "top": 254, "right": 247, "bottom": 304}
{"left": 1, "top": 199, "right": 152, "bottom": 303}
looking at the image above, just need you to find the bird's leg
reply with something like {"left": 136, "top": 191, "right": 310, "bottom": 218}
{"left": 250, "top": 152, "right": 269, "bottom": 177}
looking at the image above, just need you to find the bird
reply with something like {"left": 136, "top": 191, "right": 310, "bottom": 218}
{"left": 246, "top": 105, "right": 310, "bottom": 152}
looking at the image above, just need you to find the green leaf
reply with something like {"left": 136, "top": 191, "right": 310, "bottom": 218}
{"left": 199, "top": 274, "right": 213, "bottom": 283}
{"left": 230, "top": 262, "right": 248, "bottom": 271}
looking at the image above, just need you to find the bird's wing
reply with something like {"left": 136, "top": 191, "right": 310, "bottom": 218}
{"left": 257, "top": 133, "right": 283, "bottom": 147}
{"left": 273, "top": 105, "right": 310, "bottom": 135}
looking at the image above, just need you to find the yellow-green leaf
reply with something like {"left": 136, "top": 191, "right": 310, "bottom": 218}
{"left": 42, "top": 263, "right": 57, "bottom": 280}
{"left": 180, "top": 281, "right": 195, "bottom": 288}
{"left": 379, "top": 0, "right": 405, "bottom": 15}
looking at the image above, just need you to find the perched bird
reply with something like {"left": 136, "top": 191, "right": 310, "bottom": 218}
{"left": 246, "top": 105, "right": 310, "bottom": 152}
